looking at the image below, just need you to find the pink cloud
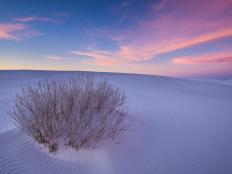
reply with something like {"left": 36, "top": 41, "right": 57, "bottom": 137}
{"left": 0, "top": 23, "right": 27, "bottom": 40}
{"left": 139, "top": 28, "right": 232, "bottom": 60}
{"left": 70, "top": 50, "right": 125, "bottom": 66}
{"left": 119, "top": 0, "right": 232, "bottom": 61}
{"left": 83, "top": 58, "right": 121, "bottom": 66}
{"left": 1, "top": 15, "right": 61, "bottom": 41}
{"left": 173, "top": 53, "right": 232, "bottom": 64}
{"left": 70, "top": 27, "right": 232, "bottom": 66}
{"left": 82, "top": 0, "right": 232, "bottom": 65}
{"left": 46, "top": 56, "right": 64, "bottom": 61}
{"left": 0, "top": 23, "right": 41, "bottom": 41}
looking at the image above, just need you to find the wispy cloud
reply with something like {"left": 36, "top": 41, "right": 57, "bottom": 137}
{"left": 80, "top": 0, "right": 232, "bottom": 66}
{"left": 173, "top": 53, "right": 232, "bottom": 64}
{"left": 14, "top": 17, "right": 36, "bottom": 22}
{"left": 0, "top": 23, "right": 28, "bottom": 40}
{"left": 14, "top": 16, "right": 62, "bottom": 23}
{"left": 46, "top": 56, "right": 64, "bottom": 61}
{"left": 1, "top": 14, "right": 65, "bottom": 41}
{"left": 70, "top": 27, "right": 232, "bottom": 66}
{"left": 52, "top": 12, "right": 69, "bottom": 17}
{"left": 70, "top": 50, "right": 125, "bottom": 66}
{"left": 154, "top": 0, "right": 168, "bottom": 12}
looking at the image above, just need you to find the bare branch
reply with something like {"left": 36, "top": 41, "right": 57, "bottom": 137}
{"left": 9, "top": 75, "right": 129, "bottom": 152}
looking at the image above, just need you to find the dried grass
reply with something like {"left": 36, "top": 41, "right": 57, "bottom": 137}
{"left": 10, "top": 75, "right": 128, "bottom": 152}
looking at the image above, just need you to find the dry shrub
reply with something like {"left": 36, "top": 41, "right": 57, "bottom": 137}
{"left": 10, "top": 75, "right": 128, "bottom": 152}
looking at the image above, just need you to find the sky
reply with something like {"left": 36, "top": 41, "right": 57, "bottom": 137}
{"left": 0, "top": 0, "right": 232, "bottom": 78}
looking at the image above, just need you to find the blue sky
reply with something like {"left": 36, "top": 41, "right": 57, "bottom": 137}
{"left": 1, "top": 0, "right": 232, "bottom": 77}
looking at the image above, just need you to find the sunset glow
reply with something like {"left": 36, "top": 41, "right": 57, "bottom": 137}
{"left": 1, "top": 0, "right": 232, "bottom": 77}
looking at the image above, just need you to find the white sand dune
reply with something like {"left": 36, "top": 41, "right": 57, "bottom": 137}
{"left": 0, "top": 70, "right": 232, "bottom": 174}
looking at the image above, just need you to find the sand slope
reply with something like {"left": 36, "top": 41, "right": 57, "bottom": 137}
{"left": 0, "top": 70, "right": 232, "bottom": 174}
